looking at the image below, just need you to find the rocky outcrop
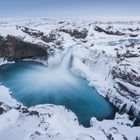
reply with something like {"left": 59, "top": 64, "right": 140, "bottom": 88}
{"left": 0, "top": 35, "right": 48, "bottom": 61}
{"left": 0, "top": 107, "right": 4, "bottom": 115}
{"left": 18, "top": 26, "right": 57, "bottom": 43}
{"left": 109, "top": 42, "right": 140, "bottom": 119}
{"left": 60, "top": 28, "right": 88, "bottom": 39}
{"left": 0, "top": 102, "right": 12, "bottom": 115}
{"left": 94, "top": 26, "right": 126, "bottom": 36}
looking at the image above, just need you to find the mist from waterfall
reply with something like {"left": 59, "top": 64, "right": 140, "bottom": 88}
{"left": 19, "top": 49, "right": 74, "bottom": 92}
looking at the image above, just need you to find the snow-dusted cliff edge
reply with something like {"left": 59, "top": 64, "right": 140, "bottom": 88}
{"left": 0, "top": 19, "right": 140, "bottom": 140}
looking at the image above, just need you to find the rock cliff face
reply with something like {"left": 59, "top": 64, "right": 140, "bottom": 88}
{"left": 18, "top": 26, "right": 57, "bottom": 43}
{"left": 59, "top": 28, "right": 88, "bottom": 39}
{"left": 0, "top": 35, "right": 47, "bottom": 61}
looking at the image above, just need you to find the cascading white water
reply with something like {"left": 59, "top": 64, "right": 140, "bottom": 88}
{"left": 60, "top": 47, "right": 73, "bottom": 69}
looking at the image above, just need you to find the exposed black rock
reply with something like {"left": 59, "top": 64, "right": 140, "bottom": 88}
{"left": 122, "top": 135, "right": 128, "bottom": 140}
{"left": 119, "top": 103, "right": 128, "bottom": 115}
{"left": 129, "top": 34, "right": 138, "bottom": 37}
{"left": 121, "top": 51, "right": 140, "bottom": 58}
{"left": 29, "top": 110, "right": 39, "bottom": 117}
{"left": 0, "top": 107, "right": 4, "bottom": 115}
{"left": 18, "top": 106, "right": 39, "bottom": 117}
{"left": 94, "top": 26, "right": 126, "bottom": 36}
{"left": 134, "top": 118, "right": 140, "bottom": 126}
{"left": 21, "top": 108, "right": 30, "bottom": 114}
{"left": 0, "top": 35, "right": 48, "bottom": 61}
{"left": 127, "top": 28, "right": 140, "bottom": 32}
{"left": 18, "top": 26, "right": 57, "bottom": 43}
{"left": 136, "top": 136, "right": 140, "bottom": 140}
{"left": 60, "top": 28, "right": 88, "bottom": 39}
{"left": 0, "top": 102, "right": 12, "bottom": 114}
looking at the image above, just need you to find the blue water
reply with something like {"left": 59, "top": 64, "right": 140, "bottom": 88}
{"left": 0, "top": 61, "right": 116, "bottom": 126}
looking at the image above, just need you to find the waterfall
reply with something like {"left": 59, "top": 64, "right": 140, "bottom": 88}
{"left": 59, "top": 47, "right": 73, "bottom": 70}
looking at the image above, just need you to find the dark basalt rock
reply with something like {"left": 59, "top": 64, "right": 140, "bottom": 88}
{"left": 129, "top": 34, "right": 138, "bottom": 37}
{"left": 29, "top": 110, "right": 39, "bottom": 117}
{"left": 30, "top": 131, "right": 42, "bottom": 138}
{"left": 134, "top": 118, "right": 140, "bottom": 126}
{"left": 0, "top": 35, "right": 48, "bottom": 61}
{"left": 112, "top": 67, "right": 140, "bottom": 88}
{"left": 119, "top": 103, "right": 128, "bottom": 115}
{"left": 122, "top": 135, "right": 128, "bottom": 140}
{"left": 19, "top": 26, "right": 57, "bottom": 43}
{"left": 94, "top": 26, "right": 126, "bottom": 36}
{"left": 21, "top": 108, "right": 30, "bottom": 114}
{"left": 127, "top": 28, "right": 140, "bottom": 32}
{"left": 18, "top": 106, "right": 39, "bottom": 117}
{"left": 136, "top": 136, "right": 140, "bottom": 140}
{"left": 60, "top": 28, "right": 88, "bottom": 39}
{"left": 121, "top": 51, "right": 140, "bottom": 58}
{"left": 106, "top": 134, "right": 114, "bottom": 140}
{"left": 116, "top": 82, "right": 137, "bottom": 98}
{"left": 0, "top": 107, "right": 4, "bottom": 115}
{"left": 0, "top": 102, "right": 12, "bottom": 114}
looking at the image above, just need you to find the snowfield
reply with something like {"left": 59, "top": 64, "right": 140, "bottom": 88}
{"left": 0, "top": 18, "right": 140, "bottom": 140}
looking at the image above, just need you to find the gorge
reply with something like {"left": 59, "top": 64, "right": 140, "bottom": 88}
{"left": 0, "top": 50, "right": 116, "bottom": 126}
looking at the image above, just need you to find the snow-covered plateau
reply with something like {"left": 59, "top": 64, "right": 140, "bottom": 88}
{"left": 0, "top": 18, "right": 140, "bottom": 140}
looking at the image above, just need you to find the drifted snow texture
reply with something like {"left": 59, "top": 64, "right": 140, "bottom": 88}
{"left": 0, "top": 19, "right": 140, "bottom": 140}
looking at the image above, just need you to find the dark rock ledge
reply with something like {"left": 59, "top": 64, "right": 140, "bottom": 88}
{"left": 94, "top": 26, "right": 126, "bottom": 36}
{"left": 0, "top": 35, "right": 48, "bottom": 61}
{"left": 59, "top": 28, "right": 88, "bottom": 39}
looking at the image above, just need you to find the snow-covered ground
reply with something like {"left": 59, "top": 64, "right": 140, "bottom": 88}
{"left": 0, "top": 18, "right": 140, "bottom": 140}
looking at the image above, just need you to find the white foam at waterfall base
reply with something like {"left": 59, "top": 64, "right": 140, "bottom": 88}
{"left": 18, "top": 49, "right": 75, "bottom": 91}
{"left": 20, "top": 66, "right": 77, "bottom": 91}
